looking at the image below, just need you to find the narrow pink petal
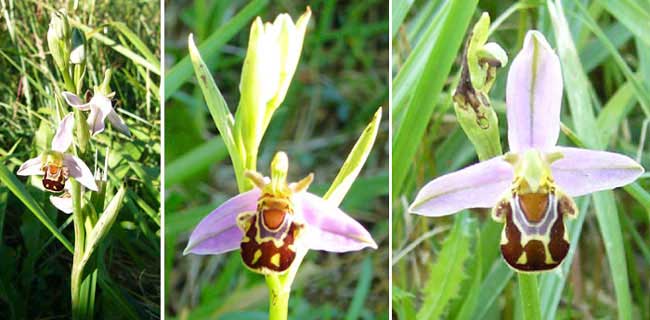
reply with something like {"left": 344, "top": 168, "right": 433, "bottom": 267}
{"left": 51, "top": 113, "right": 74, "bottom": 152}
{"left": 184, "top": 189, "right": 261, "bottom": 255}
{"left": 63, "top": 154, "right": 98, "bottom": 191}
{"left": 410, "top": 157, "right": 513, "bottom": 216}
{"left": 506, "top": 31, "right": 563, "bottom": 152}
{"left": 50, "top": 195, "right": 73, "bottom": 214}
{"left": 297, "top": 192, "right": 377, "bottom": 252}
{"left": 17, "top": 156, "right": 43, "bottom": 176}
{"left": 551, "top": 147, "right": 644, "bottom": 197}
{"left": 107, "top": 110, "right": 132, "bottom": 137}
{"left": 61, "top": 92, "right": 91, "bottom": 111}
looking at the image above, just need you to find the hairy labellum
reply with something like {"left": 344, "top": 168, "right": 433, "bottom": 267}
{"left": 237, "top": 192, "right": 303, "bottom": 275}
{"left": 42, "top": 164, "right": 68, "bottom": 192}
{"left": 494, "top": 191, "right": 576, "bottom": 272}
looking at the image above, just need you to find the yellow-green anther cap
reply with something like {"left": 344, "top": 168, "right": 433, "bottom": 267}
{"left": 47, "top": 11, "right": 70, "bottom": 72}
{"left": 70, "top": 28, "right": 86, "bottom": 64}
{"left": 453, "top": 12, "right": 507, "bottom": 161}
{"left": 270, "top": 151, "right": 289, "bottom": 194}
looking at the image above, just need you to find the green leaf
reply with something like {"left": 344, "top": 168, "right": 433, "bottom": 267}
{"left": 108, "top": 21, "right": 160, "bottom": 69}
{"left": 164, "top": 0, "right": 268, "bottom": 99}
{"left": 0, "top": 161, "right": 73, "bottom": 252}
{"left": 324, "top": 108, "right": 382, "bottom": 206}
{"left": 70, "top": 19, "right": 160, "bottom": 75}
{"left": 596, "top": 0, "right": 650, "bottom": 46}
{"left": 79, "top": 185, "right": 127, "bottom": 270}
{"left": 188, "top": 34, "right": 245, "bottom": 191}
{"left": 345, "top": 257, "right": 373, "bottom": 320}
{"left": 417, "top": 212, "right": 473, "bottom": 319}
{"left": 392, "top": 0, "right": 478, "bottom": 194}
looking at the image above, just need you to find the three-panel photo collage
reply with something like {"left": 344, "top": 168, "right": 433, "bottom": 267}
{"left": 0, "top": 0, "right": 648, "bottom": 319}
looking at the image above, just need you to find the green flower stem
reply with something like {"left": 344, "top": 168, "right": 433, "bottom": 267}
{"left": 266, "top": 274, "right": 290, "bottom": 320}
{"left": 518, "top": 273, "right": 542, "bottom": 320}
{"left": 70, "top": 179, "right": 86, "bottom": 320}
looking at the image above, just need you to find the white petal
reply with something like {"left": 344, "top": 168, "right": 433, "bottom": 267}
{"left": 410, "top": 157, "right": 514, "bottom": 216}
{"left": 51, "top": 113, "right": 75, "bottom": 152}
{"left": 61, "top": 91, "right": 91, "bottom": 111}
{"left": 63, "top": 154, "right": 98, "bottom": 191}
{"left": 17, "top": 156, "right": 44, "bottom": 176}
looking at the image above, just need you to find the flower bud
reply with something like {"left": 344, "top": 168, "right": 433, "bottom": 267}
{"left": 47, "top": 11, "right": 70, "bottom": 73}
{"left": 70, "top": 28, "right": 86, "bottom": 64}
{"left": 454, "top": 12, "right": 507, "bottom": 161}
{"left": 236, "top": 8, "right": 311, "bottom": 168}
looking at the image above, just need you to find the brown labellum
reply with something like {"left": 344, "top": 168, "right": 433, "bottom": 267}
{"left": 495, "top": 191, "right": 576, "bottom": 272}
{"left": 238, "top": 193, "right": 303, "bottom": 274}
{"left": 42, "top": 164, "right": 68, "bottom": 192}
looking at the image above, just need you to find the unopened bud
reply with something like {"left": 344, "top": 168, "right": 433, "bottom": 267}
{"left": 453, "top": 12, "right": 508, "bottom": 161}
{"left": 70, "top": 28, "right": 86, "bottom": 64}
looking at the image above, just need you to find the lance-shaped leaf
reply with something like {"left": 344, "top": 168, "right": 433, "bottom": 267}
{"left": 188, "top": 34, "right": 245, "bottom": 190}
{"left": 80, "top": 185, "right": 127, "bottom": 269}
{"left": 324, "top": 108, "right": 382, "bottom": 205}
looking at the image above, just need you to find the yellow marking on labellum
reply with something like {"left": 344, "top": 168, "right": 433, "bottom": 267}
{"left": 516, "top": 252, "right": 527, "bottom": 265}
{"left": 252, "top": 249, "right": 262, "bottom": 264}
{"left": 270, "top": 253, "right": 280, "bottom": 267}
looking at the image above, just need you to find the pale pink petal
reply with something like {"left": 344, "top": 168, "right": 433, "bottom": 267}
{"left": 51, "top": 113, "right": 74, "bottom": 152}
{"left": 551, "top": 147, "right": 644, "bottom": 197}
{"left": 63, "top": 154, "right": 98, "bottom": 191}
{"left": 61, "top": 92, "right": 91, "bottom": 111}
{"left": 50, "top": 195, "right": 73, "bottom": 214}
{"left": 506, "top": 31, "right": 563, "bottom": 152}
{"left": 106, "top": 110, "right": 131, "bottom": 136}
{"left": 410, "top": 157, "right": 514, "bottom": 216}
{"left": 297, "top": 192, "right": 377, "bottom": 252}
{"left": 17, "top": 156, "right": 44, "bottom": 176}
{"left": 184, "top": 189, "right": 261, "bottom": 255}
{"left": 87, "top": 95, "right": 113, "bottom": 136}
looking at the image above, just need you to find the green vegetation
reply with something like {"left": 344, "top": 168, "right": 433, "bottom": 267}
{"left": 392, "top": 0, "right": 650, "bottom": 319}
{"left": 0, "top": 1, "right": 160, "bottom": 318}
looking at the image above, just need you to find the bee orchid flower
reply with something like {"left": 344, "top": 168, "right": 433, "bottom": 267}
{"left": 62, "top": 90, "right": 131, "bottom": 137}
{"left": 17, "top": 113, "right": 98, "bottom": 193}
{"left": 409, "top": 31, "right": 644, "bottom": 272}
{"left": 184, "top": 152, "right": 377, "bottom": 275}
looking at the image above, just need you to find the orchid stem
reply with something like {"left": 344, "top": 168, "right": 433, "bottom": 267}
{"left": 518, "top": 273, "right": 542, "bottom": 320}
{"left": 70, "top": 179, "right": 86, "bottom": 320}
{"left": 266, "top": 274, "right": 289, "bottom": 320}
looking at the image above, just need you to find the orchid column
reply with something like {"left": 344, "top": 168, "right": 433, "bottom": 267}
{"left": 184, "top": 8, "right": 382, "bottom": 319}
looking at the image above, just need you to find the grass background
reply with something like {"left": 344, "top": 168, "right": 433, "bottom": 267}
{"left": 392, "top": 0, "right": 650, "bottom": 319}
{"left": 163, "top": 0, "right": 388, "bottom": 319}
{"left": 0, "top": 0, "right": 160, "bottom": 318}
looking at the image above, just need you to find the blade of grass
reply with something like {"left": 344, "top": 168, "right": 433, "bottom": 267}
{"left": 417, "top": 212, "right": 474, "bottom": 319}
{"left": 596, "top": 0, "right": 650, "bottom": 46}
{"left": 344, "top": 256, "right": 373, "bottom": 320}
{"left": 165, "top": 0, "right": 268, "bottom": 99}
{"left": 392, "top": 0, "right": 478, "bottom": 194}
{"left": 548, "top": 2, "right": 634, "bottom": 318}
